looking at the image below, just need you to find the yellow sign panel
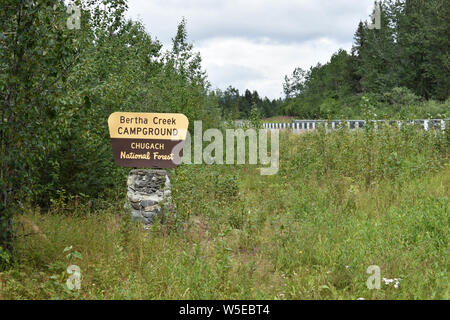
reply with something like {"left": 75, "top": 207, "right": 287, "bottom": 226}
{"left": 107, "top": 112, "right": 189, "bottom": 168}
{"left": 108, "top": 112, "right": 189, "bottom": 140}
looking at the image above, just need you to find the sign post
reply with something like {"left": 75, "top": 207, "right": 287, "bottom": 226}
{"left": 108, "top": 112, "right": 189, "bottom": 224}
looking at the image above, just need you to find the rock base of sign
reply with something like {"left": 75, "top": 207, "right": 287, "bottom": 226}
{"left": 124, "top": 169, "right": 172, "bottom": 225}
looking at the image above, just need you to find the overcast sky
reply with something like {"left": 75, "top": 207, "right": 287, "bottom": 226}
{"left": 125, "top": 0, "right": 376, "bottom": 99}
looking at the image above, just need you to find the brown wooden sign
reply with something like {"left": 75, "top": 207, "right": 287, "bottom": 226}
{"left": 107, "top": 112, "right": 189, "bottom": 168}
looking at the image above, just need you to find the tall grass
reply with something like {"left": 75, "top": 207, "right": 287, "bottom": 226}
{"left": 1, "top": 125, "right": 448, "bottom": 299}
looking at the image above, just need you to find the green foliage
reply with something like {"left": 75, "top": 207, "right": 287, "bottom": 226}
{"left": 216, "top": 86, "right": 282, "bottom": 120}
{"left": 319, "top": 97, "right": 340, "bottom": 117}
{"left": 280, "top": 121, "right": 448, "bottom": 187}
{"left": 249, "top": 105, "right": 263, "bottom": 129}
{"left": 0, "top": 1, "right": 219, "bottom": 257}
{"left": 281, "top": 0, "right": 450, "bottom": 119}
{"left": 1, "top": 128, "right": 448, "bottom": 299}
{"left": 0, "top": 246, "right": 11, "bottom": 271}
{"left": 383, "top": 87, "right": 421, "bottom": 109}
{"left": 63, "top": 245, "right": 83, "bottom": 262}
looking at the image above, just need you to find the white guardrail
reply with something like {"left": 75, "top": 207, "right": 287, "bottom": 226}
{"left": 261, "top": 119, "right": 450, "bottom": 131}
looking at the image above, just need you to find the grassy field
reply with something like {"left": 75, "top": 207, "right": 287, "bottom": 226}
{"left": 1, "top": 125, "right": 448, "bottom": 299}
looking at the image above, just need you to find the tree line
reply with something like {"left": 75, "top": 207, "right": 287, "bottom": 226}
{"left": 281, "top": 0, "right": 449, "bottom": 119}
{"left": 212, "top": 86, "right": 283, "bottom": 120}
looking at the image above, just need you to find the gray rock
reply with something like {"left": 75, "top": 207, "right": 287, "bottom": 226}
{"left": 131, "top": 209, "right": 143, "bottom": 222}
{"left": 140, "top": 199, "right": 156, "bottom": 208}
{"left": 125, "top": 169, "right": 172, "bottom": 225}
{"left": 143, "top": 204, "right": 160, "bottom": 212}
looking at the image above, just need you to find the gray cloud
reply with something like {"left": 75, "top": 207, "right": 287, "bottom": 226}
{"left": 125, "top": 0, "right": 376, "bottom": 98}
{"left": 207, "top": 63, "right": 266, "bottom": 84}
{"left": 127, "top": 0, "right": 374, "bottom": 45}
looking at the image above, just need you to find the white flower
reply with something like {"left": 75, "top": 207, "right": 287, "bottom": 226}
{"left": 382, "top": 277, "right": 401, "bottom": 288}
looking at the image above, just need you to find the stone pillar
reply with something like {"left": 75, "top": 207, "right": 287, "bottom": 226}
{"left": 125, "top": 169, "right": 172, "bottom": 224}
